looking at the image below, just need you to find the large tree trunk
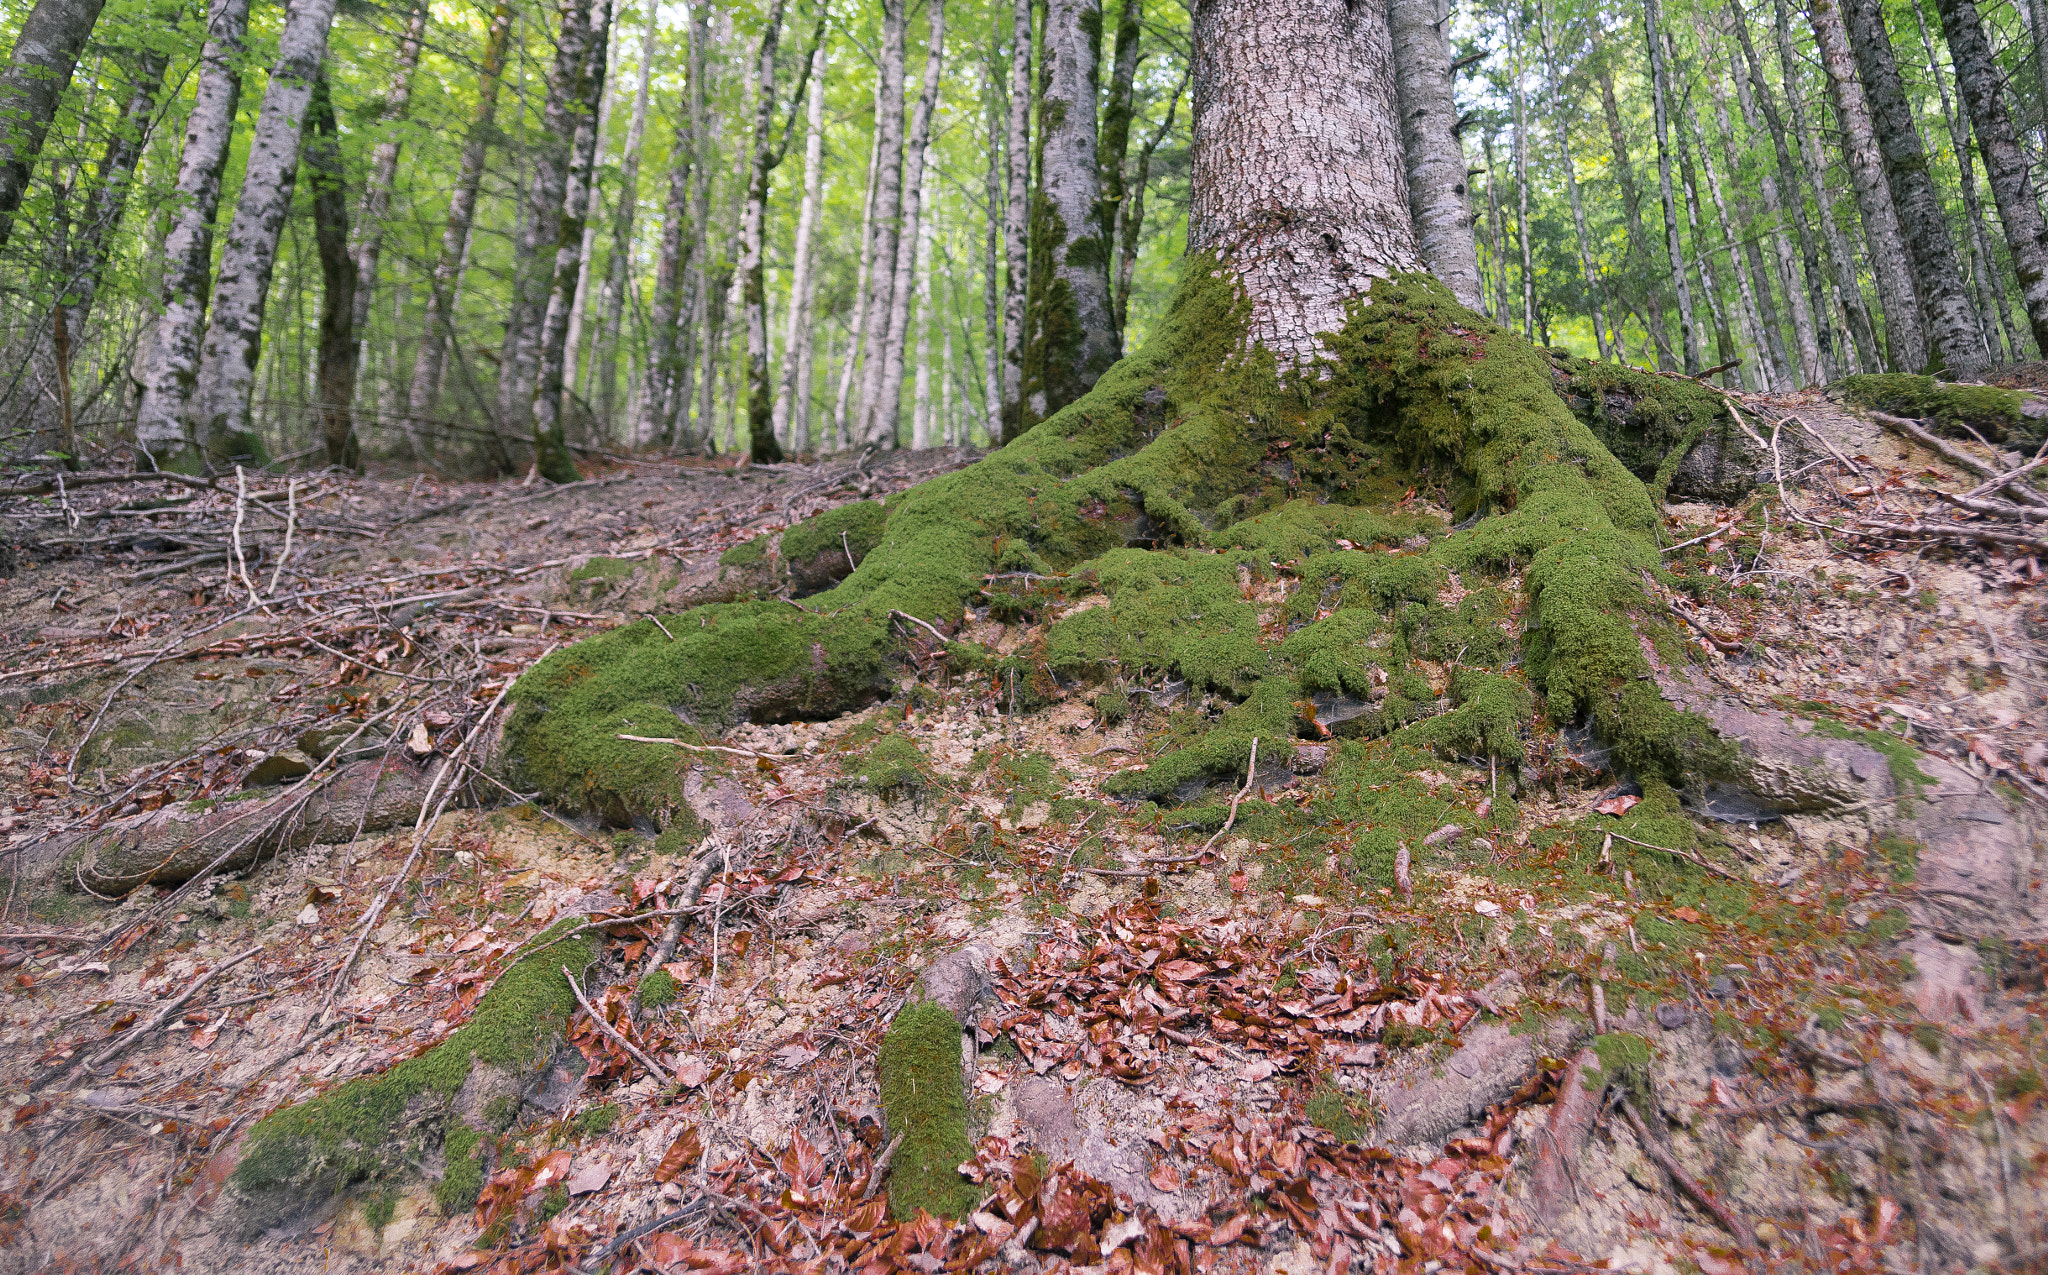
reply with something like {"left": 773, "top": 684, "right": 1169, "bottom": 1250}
{"left": 1188, "top": 0, "right": 1419, "bottom": 358}
{"left": 998, "top": 0, "right": 1032, "bottom": 443}
{"left": 0, "top": 0, "right": 109, "bottom": 247}
{"left": 1390, "top": 0, "right": 1482, "bottom": 310}
{"left": 1807, "top": 0, "right": 1923, "bottom": 374}
{"left": 1596, "top": 58, "right": 1676, "bottom": 370}
{"left": 132, "top": 0, "right": 251, "bottom": 465}
{"left": 60, "top": 39, "right": 169, "bottom": 342}
{"left": 407, "top": 0, "right": 514, "bottom": 439}
{"left": 1936, "top": 0, "right": 2048, "bottom": 361}
{"left": 854, "top": 0, "right": 910, "bottom": 444}
{"left": 1724, "top": 10, "right": 1826, "bottom": 384}
{"left": 1096, "top": 0, "right": 1141, "bottom": 342}
{"left": 1838, "top": 0, "right": 1984, "bottom": 380}
{"left": 189, "top": 0, "right": 342, "bottom": 465}
{"left": 348, "top": 1, "right": 428, "bottom": 366}
{"left": 1911, "top": 0, "right": 2017, "bottom": 362}
{"left": 533, "top": 0, "right": 615, "bottom": 482}
{"left": 1022, "top": 0, "right": 1116, "bottom": 415}
{"left": 1643, "top": 0, "right": 1702, "bottom": 373}
{"left": 773, "top": 46, "right": 826, "bottom": 453}
{"left": 306, "top": 74, "right": 359, "bottom": 470}
{"left": 864, "top": 0, "right": 945, "bottom": 449}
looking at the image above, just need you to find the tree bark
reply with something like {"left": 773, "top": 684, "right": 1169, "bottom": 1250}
{"left": 1724, "top": 8, "right": 1825, "bottom": 385}
{"left": 408, "top": 0, "right": 513, "bottom": 435}
{"left": 1597, "top": 57, "right": 1676, "bottom": 369}
{"left": 1912, "top": 0, "right": 2017, "bottom": 362}
{"left": 532, "top": 0, "right": 615, "bottom": 482}
{"left": 998, "top": 0, "right": 1031, "bottom": 442}
{"left": 855, "top": 0, "right": 910, "bottom": 442}
{"left": 1676, "top": 112, "right": 1741, "bottom": 387}
{"left": 1481, "top": 126, "right": 1509, "bottom": 326}
{"left": 1807, "top": 0, "right": 1923, "bottom": 373}
{"left": 833, "top": 118, "right": 881, "bottom": 451}
{"left": 189, "top": 0, "right": 342, "bottom": 464}
{"left": 60, "top": 38, "right": 169, "bottom": 341}
{"left": 1536, "top": 7, "right": 1606, "bottom": 359}
{"left": 864, "top": 0, "right": 946, "bottom": 448}
{"left": 637, "top": 108, "right": 695, "bottom": 445}
{"left": 742, "top": 5, "right": 822, "bottom": 462}
{"left": 599, "top": 0, "right": 658, "bottom": 428}
{"left": 0, "top": 0, "right": 110, "bottom": 247}
{"left": 1643, "top": 0, "right": 1702, "bottom": 373}
{"left": 1683, "top": 67, "right": 1775, "bottom": 389}
{"left": 912, "top": 220, "right": 933, "bottom": 449}
{"left": 1391, "top": 0, "right": 1482, "bottom": 310}
{"left": 1022, "top": 0, "right": 1115, "bottom": 415}
{"left": 565, "top": 31, "right": 618, "bottom": 405}
{"left": 1512, "top": 29, "right": 1534, "bottom": 340}
{"left": 675, "top": 3, "right": 716, "bottom": 452}
{"left": 133, "top": 0, "right": 251, "bottom": 463}
{"left": 1935, "top": 0, "right": 2048, "bottom": 361}
{"left": 348, "top": 1, "right": 428, "bottom": 366}
{"left": 1691, "top": 15, "right": 1790, "bottom": 389}
{"left": 1115, "top": 69, "right": 1185, "bottom": 339}
{"left": 1187, "top": 0, "right": 1419, "bottom": 360}
{"left": 305, "top": 74, "right": 359, "bottom": 470}
{"left": 982, "top": 55, "right": 1004, "bottom": 444}
{"left": 1096, "top": 0, "right": 1142, "bottom": 340}
{"left": 1838, "top": 0, "right": 1983, "bottom": 379}
{"left": 773, "top": 44, "right": 826, "bottom": 452}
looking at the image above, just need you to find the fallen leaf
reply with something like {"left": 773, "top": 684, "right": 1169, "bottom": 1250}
{"left": 1239, "top": 1060, "right": 1276, "bottom": 1082}
{"left": 1207, "top": 1213, "right": 1250, "bottom": 1246}
{"left": 295, "top": 903, "right": 320, "bottom": 928}
{"left": 565, "top": 1158, "right": 611, "bottom": 1196}
{"left": 1148, "top": 1162, "right": 1181, "bottom": 1192}
{"left": 1673, "top": 906, "right": 1705, "bottom": 923}
{"left": 653, "top": 1126, "right": 703, "bottom": 1183}
{"left": 674, "top": 1056, "right": 712, "bottom": 1088}
{"left": 450, "top": 930, "right": 488, "bottom": 954}
{"left": 772, "top": 1043, "right": 819, "bottom": 1070}
{"left": 1472, "top": 900, "right": 1501, "bottom": 916}
{"left": 1593, "top": 794, "right": 1640, "bottom": 816}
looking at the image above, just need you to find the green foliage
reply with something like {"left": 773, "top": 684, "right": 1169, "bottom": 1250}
{"left": 362, "top": 1189, "right": 397, "bottom": 1232}
{"left": 718, "top": 534, "right": 773, "bottom": 568}
{"left": 855, "top": 734, "right": 931, "bottom": 794}
{"left": 1874, "top": 832, "right": 1920, "bottom": 884}
{"left": 877, "top": 1001, "right": 979, "bottom": 1221}
{"left": 781, "top": 501, "right": 887, "bottom": 582}
{"left": 574, "top": 1104, "right": 622, "bottom": 1137}
{"left": 434, "top": 1123, "right": 485, "bottom": 1215}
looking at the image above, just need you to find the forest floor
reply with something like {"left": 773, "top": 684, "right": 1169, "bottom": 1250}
{"left": 0, "top": 388, "right": 2043, "bottom": 1275}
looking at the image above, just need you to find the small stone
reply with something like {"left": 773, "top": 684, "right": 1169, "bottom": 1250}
{"left": 1654, "top": 1002, "right": 1691, "bottom": 1030}
{"left": 296, "top": 903, "right": 320, "bottom": 928}
{"left": 1706, "top": 975, "right": 1737, "bottom": 998}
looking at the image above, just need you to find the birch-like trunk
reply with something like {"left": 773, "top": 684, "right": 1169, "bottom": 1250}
{"left": 1838, "top": 0, "right": 1982, "bottom": 379}
{"left": 1724, "top": 9, "right": 1825, "bottom": 384}
{"left": 1676, "top": 116, "right": 1741, "bottom": 386}
{"left": 637, "top": 114, "right": 695, "bottom": 445}
{"left": 408, "top": 0, "right": 513, "bottom": 431}
{"left": 1643, "top": 0, "right": 1702, "bottom": 373}
{"left": 1683, "top": 73, "right": 1776, "bottom": 389}
{"left": 61, "top": 39, "right": 168, "bottom": 339}
{"left": 305, "top": 74, "right": 358, "bottom": 469}
{"left": 0, "top": 0, "right": 109, "bottom": 245}
{"left": 1481, "top": 129, "right": 1508, "bottom": 326}
{"left": 912, "top": 229, "right": 932, "bottom": 449}
{"left": 1935, "top": 0, "right": 2048, "bottom": 359}
{"left": 600, "top": 0, "right": 657, "bottom": 425}
{"left": 1188, "top": 0, "right": 1419, "bottom": 361}
{"left": 1690, "top": 17, "right": 1790, "bottom": 389}
{"left": 532, "top": 0, "right": 614, "bottom": 482}
{"left": 1912, "top": 0, "right": 2017, "bottom": 361}
{"left": 1023, "top": 0, "right": 1116, "bottom": 415}
{"left": 832, "top": 120, "right": 881, "bottom": 450}
{"left": 773, "top": 46, "right": 825, "bottom": 451}
{"left": 564, "top": 31, "right": 618, "bottom": 406}
{"left": 854, "top": 0, "right": 909, "bottom": 439}
{"left": 742, "top": 3, "right": 823, "bottom": 462}
{"left": 864, "top": 0, "right": 945, "bottom": 449}
{"left": 349, "top": 1, "right": 427, "bottom": 352}
{"left": 1596, "top": 60, "right": 1676, "bottom": 369}
{"left": 1115, "top": 70, "right": 1185, "bottom": 337}
{"left": 1537, "top": 10, "right": 1608, "bottom": 360}
{"left": 1390, "top": 0, "right": 1482, "bottom": 310}
{"left": 982, "top": 59, "right": 1004, "bottom": 444}
{"left": 675, "top": 4, "right": 716, "bottom": 452}
{"left": 189, "top": 0, "right": 341, "bottom": 463}
{"left": 998, "top": 0, "right": 1031, "bottom": 442}
{"left": 1511, "top": 35, "right": 1534, "bottom": 340}
{"left": 132, "top": 0, "right": 250, "bottom": 461}
{"left": 1807, "top": 0, "right": 1923, "bottom": 373}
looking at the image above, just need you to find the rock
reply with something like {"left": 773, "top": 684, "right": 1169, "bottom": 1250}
{"left": 1706, "top": 976, "right": 1736, "bottom": 999}
{"left": 1709, "top": 1034, "right": 1750, "bottom": 1078}
{"left": 1653, "top": 1002, "right": 1691, "bottom": 1030}
{"left": 242, "top": 751, "right": 313, "bottom": 787}
{"left": 911, "top": 940, "right": 996, "bottom": 1027}
{"left": 1369, "top": 1017, "right": 1585, "bottom": 1149}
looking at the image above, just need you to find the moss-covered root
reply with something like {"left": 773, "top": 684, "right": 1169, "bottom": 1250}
{"left": 223, "top": 920, "right": 596, "bottom": 1236}
{"left": 877, "top": 1001, "right": 979, "bottom": 1222}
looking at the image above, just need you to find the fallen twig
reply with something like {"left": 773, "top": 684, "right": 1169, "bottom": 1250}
{"left": 76, "top": 945, "right": 262, "bottom": 1076}
{"left": 1871, "top": 411, "right": 2048, "bottom": 509}
{"left": 1621, "top": 1099, "right": 1760, "bottom": 1256}
{"left": 861, "top": 1132, "right": 908, "bottom": 1200}
{"left": 1604, "top": 830, "right": 1747, "bottom": 882}
{"left": 1197, "top": 737, "right": 1260, "bottom": 858}
{"left": 617, "top": 733, "right": 788, "bottom": 759}
{"left": 890, "top": 609, "right": 950, "bottom": 645}
{"left": 563, "top": 964, "right": 673, "bottom": 1085}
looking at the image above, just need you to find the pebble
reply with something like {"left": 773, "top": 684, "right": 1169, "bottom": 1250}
{"left": 1654, "top": 1002, "right": 1691, "bottom": 1030}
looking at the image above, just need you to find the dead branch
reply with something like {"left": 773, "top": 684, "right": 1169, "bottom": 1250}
{"left": 1871, "top": 411, "right": 2048, "bottom": 509}
{"left": 74, "top": 944, "right": 262, "bottom": 1076}
{"left": 1620, "top": 1099, "right": 1760, "bottom": 1256}
{"left": 1198, "top": 736, "right": 1260, "bottom": 858}
{"left": 1929, "top": 489, "right": 2047, "bottom": 523}
{"left": 1604, "top": 830, "right": 1747, "bottom": 882}
{"left": 563, "top": 965, "right": 674, "bottom": 1085}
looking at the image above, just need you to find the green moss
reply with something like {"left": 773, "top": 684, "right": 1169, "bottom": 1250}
{"left": 1585, "top": 1032, "right": 1655, "bottom": 1108}
{"left": 855, "top": 735, "right": 932, "bottom": 794}
{"left": 1996, "top": 1068, "right": 2042, "bottom": 1101}
{"left": 233, "top": 919, "right": 595, "bottom": 1211}
{"left": 1839, "top": 374, "right": 2030, "bottom": 443}
{"left": 573, "top": 1103, "right": 621, "bottom": 1137}
{"left": 567, "top": 556, "right": 636, "bottom": 585}
{"left": 362, "top": 1189, "right": 397, "bottom": 1232}
{"left": 1305, "top": 1076, "right": 1374, "bottom": 1143}
{"left": 538, "top": 1183, "right": 569, "bottom": 1223}
{"left": 1814, "top": 1005, "right": 1847, "bottom": 1032}
{"left": 1874, "top": 832, "right": 1920, "bottom": 884}
{"left": 1866, "top": 908, "right": 1910, "bottom": 943}
{"left": 433, "top": 1123, "right": 484, "bottom": 1215}
{"left": 877, "top": 1001, "right": 978, "bottom": 1221}
{"left": 635, "top": 970, "right": 678, "bottom": 1008}
{"left": 1551, "top": 352, "right": 1729, "bottom": 484}
{"left": 717, "top": 534, "right": 773, "bottom": 568}
{"left": 1812, "top": 720, "right": 1932, "bottom": 812}
{"left": 781, "top": 501, "right": 887, "bottom": 574}
{"left": 1911, "top": 1023, "right": 1945, "bottom": 1057}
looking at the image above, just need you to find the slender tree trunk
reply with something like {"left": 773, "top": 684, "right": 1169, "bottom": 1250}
{"left": 637, "top": 109, "right": 695, "bottom": 445}
{"left": 1537, "top": 8, "right": 1607, "bottom": 359}
{"left": 601, "top": 0, "right": 658, "bottom": 429}
{"left": 133, "top": 0, "right": 250, "bottom": 463}
{"left": 1683, "top": 73, "right": 1773, "bottom": 389}
{"left": 912, "top": 224, "right": 932, "bottom": 449}
{"left": 1807, "top": 0, "right": 1923, "bottom": 373}
{"left": 1691, "top": 15, "right": 1789, "bottom": 388}
{"left": 0, "top": 0, "right": 110, "bottom": 246}
{"left": 349, "top": 1, "right": 427, "bottom": 356}
{"left": 941, "top": 289, "right": 956, "bottom": 445}
{"left": 865, "top": 0, "right": 946, "bottom": 448}
{"left": 305, "top": 74, "right": 358, "bottom": 469}
{"left": 1912, "top": 0, "right": 2015, "bottom": 361}
{"left": 774, "top": 44, "right": 825, "bottom": 450}
{"left": 1023, "top": 0, "right": 1116, "bottom": 417}
{"left": 565, "top": 31, "right": 618, "bottom": 407}
{"left": 1936, "top": 0, "right": 2048, "bottom": 360}
{"left": 61, "top": 40, "right": 169, "bottom": 340}
{"left": 1677, "top": 113, "right": 1741, "bottom": 387}
{"left": 1596, "top": 58, "right": 1676, "bottom": 369}
{"left": 1482, "top": 128, "right": 1508, "bottom": 327}
{"left": 1115, "top": 70, "right": 1184, "bottom": 337}
{"left": 1643, "top": 0, "right": 1702, "bottom": 372}
{"left": 983, "top": 57, "right": 1004, "bottom": 444}
{"left": 1724, "top": 9, "right": 1824, "bottom": 384}
{"left": 856, "top": 0, "right": 910, "bottom": 440}
{"left": 741, "top": 6, "right": 821, "bottom": 461}
{"left": 1390, "top": 0, "right": 1482, "bottom": 309}
{"left": 675, "top": 4, "right": 716, "bottom": 452}
{"left": 1511, "top": 29, "right": 1534, "bottom": 340}
{"left": 408, "top": 0, "right": 512, "bottom": 436}
{"left": 189, "top": 0, "right": 341, "bottom": 464}
{"left": 533, "top": 0, "right": 615, "bottom": 481}
{"left": 998, "top": 0, "right": 1031, "bottom": 442}
{"left": 1838, "top": 0, "right": 1982, "bottom": 378}
{"left": 1096, "top": 0, "right": 1141, "bottom": 342}
{"left": 833, "top": 119, "right": 881, "bottom": 450}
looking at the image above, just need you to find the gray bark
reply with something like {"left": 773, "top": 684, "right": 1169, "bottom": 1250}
{"left": 61, "top": 40, "right": 170, "bottom": 339}
{"left": 0, "top": 0, "right": 109, "bottom": 246}
{"left": 407, "top": 0, "right": 513, "bottom": 432}
{"left": 1838, "top": 0, "right": 1983, "bottom": 380}
{"left": 1481, "top": 127, "right": 1508, "bottom": 326}
{"left": 1096, "top": 0, "right": 1141, "bottom": 336}
{"left": 1724, "top": 9, "right": 1825, "bottom": 385}
{"left": 637, "top": 111, "right": 695, "bottom": 445}
{"left": 1643, "top": 0, "right": 1703, "bottom": 372}
{"left": 1390, "top": 0, "right": 1482, "bottom": 310}
{"left": 349, "top": 2, "right": 428, "bottom": 346}
{"left": 1512, "top": 29, "right": 1533, "bottom": 338}
{"left": 998, "top": 0, "right": 1030, "bottom": 441}
{"left": 1677, "top": 110, "right": 1741, "bottom": 387}
{"left": 1115, "top": 69, "right": 1185, "bottom": 336}
{"left": 864, "top": 0, "right": 945, "bottom": 448}
{"left": 1807, "top": 0, "right": 1923, "bottom": 373}
{"left": 1911, "top": 0, "right": 2016, "bottom": 362}
{"left": 599, "top": 0, "right": 658, "bottom": 424}
{"left": 305, "top": 75, "right": 358, "bottom": 469}
{"left": 1684, "top": 71, "right": 1776, "bottom": 389}
{"left": 832, "top": 118, "right": 881, "bottom": 450}
{"left": 132, "top": 0, "right": 250, "bottom": 461}
{"left": 983, "top": 56, "right": 1004, "bottom": 444}
{"left": 1025, "top": 0, "right": 1116, "bottom": 413}
{"left": 1187, "top": 0, "right": 1420, "bottom": 361}
{"left": 773, "top": 45, "right": 826, "bottom": 451}
{"left": 189, "top": 0, "right": 342, "bottom": 462}
{"left": 854, "top": 0, "right": 909, "bottom": 441}
{"left": 1936, "top": 0, "right": 2048, "bottom": 360}
{"left": 566, "top": 31, "right": 618, "bottom": 403}
{"left": 1596, "top": 59, "right": 1676, "bottom": 369}
{"left": 1691, "top": 16, "right": 1790, "bottom": 389}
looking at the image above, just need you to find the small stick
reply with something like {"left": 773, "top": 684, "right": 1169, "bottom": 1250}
{"left": 860, "top": 1133, "right": 908, "bottom": 1199}
{"left": 842, "top": 530, "right": 857, "bottom": 572}
{"left": 1620, "top": 1099, "right": 1760, "bottom": 1255}
{"left": 1604, "top": 829, "right": 1747, "bottom": 881}
{"left": 80, "top": 945, "right": 263, "bottom": 1073}
{"left": 649, "top": 614, "right": 677, "bottom": 641}
{"left": 266, "top": 477, "right": 297, "bottom": 596}
{"left": 1668, "top": 600, "right": 1745, "bottom": 653}
{"left": 230, "top": 465, "right": 260, "bottom": 605}
{"left": 889, "top": 609, "right": 950, "bottom": 645}
{"left": 1872, "top": 411, "right": 2048, "bottom": 508}
{"left": 562, "top": 965, "right": 673, "bottom": 1084}
{"left": 1198, "top": 737, "right": 1259, "bottom": 857}
{"left": 617, "top": 734, "right": 786, "bottom": 759}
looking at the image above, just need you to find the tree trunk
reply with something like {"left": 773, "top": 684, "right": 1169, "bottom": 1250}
{"left": 912, "top": 225, "right": 932, "bottom": 449}
{"left": 1676, "top": 115, "right": 1741, "bottom": 387}
{"left": 1115, "top": 70, "right": 1185, "bottom": 339}
{"left": 0, "top": 0, "right": 110, "bottom": 247}
{"left": 132, "top": 0, "right": 250, "bottom": 464}
{"left": 1683, "top": 69, "right": 1774, "bottom": 389}
{"left": 637, "top": 109, "right": 695, "bottom": 445}
{"left": 1536, "top": 9, "right": 1606, "bottom": 359}
{"left": 1391, "top": 0, "right": 1482, "bottom": 310}
{"left": 1511, "top": 31, "right": 1534, "bottom": 340}
{"left": 1597, "top": 58, "right": 1676, "bottom": 370}
{"left": 1911, "top": 0, "right": 2017, "bottom": 362}
{"left": 1807, "top": 0, "right": 1924, "bottom": 373}
{"left": 305, "top": 74, "right": 359, "bottom": 470}
{"left": 1188, "top": 0, "right": 1419, "bottom": 359}
{"left": 1691, "top": 15, "right": 1790, "bottom": 389}
{"left": 833, "top": 119, "right": 882, "bottom": 450}
{"left": 600, "top": 0, "right": 658, "bottom": 429}
{"left": 1838, "top": 0, "right": 1983, "bottom": 379}
{"left": 864, "top": 0, "right": 946, "bottom": 449}
{"left": 533, "top": 0, "right": 615, "bottom": 482}
{"left": 741, "top": 6, "right": 821, "bottom": 462}
{"left": 348, "top": 1, "right": 428, "bottom": 364}
{"left": 565, "top": 32, "right": 618, "bottom": 408}
{"left": 1096, "top": 0, "right": 1141, "bottom": 341}
{"left": 855, "top": 0, "right": 910, "bottom": 442}
{"left": 1022, "top": 0, "right": 1115, "bottom": 415}
{"left": 1935, "top": 0, "right": 2048, "bottom": 361}
{"left": 60, "top": 39, "right": 169, "bottom": 341}
{"left": 998, "top": 0, "right": 1031, "bottom": 442}
{"left": 408, "top": 0, "right": 513, "bottom": 437}
{"left": 982, "top": 57, "right": 1004, "bottom": 444}
{"left": 1643, "top": 0, "right": 1702, "bottom": 373}
{"left": 1481, "top": 127, "right": 1508, "bottom": 326}
{"left": 1724, "top": 9, "right": 1825, "bottom": 384}
{"left": 675, "top": 4, "right": 715, "bottom": 452}
{"left": 189, "top": 0, "right": 341, "bottom": 465}
{"left": 774, "top": 43, "right": 825, "bottom": 451}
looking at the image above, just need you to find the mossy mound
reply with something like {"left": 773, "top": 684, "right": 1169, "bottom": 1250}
{"left": 1548, "top": 352, "right": 1729, "bottom": 492}
{"left": 854, "top": 734, "right": 932, "bottom": 795}
{"left": 877, "top": 1001, "right": 978, "bottom": 1221}
{"left": 635, "top": 969, "right": 679, "bottom": 1007}
{"left": 1839, "top": 373, "right": 2031, "bottom": 444}
{"left": 228, "top": 920, "right": 597, "bottom": 1234}
{"left": 783, "top": 500, "right": 887, "bottom": 594}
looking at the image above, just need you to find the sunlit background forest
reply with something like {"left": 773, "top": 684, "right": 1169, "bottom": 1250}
{"left": 0, "top": 0, "right": 2044, "bottom": 476}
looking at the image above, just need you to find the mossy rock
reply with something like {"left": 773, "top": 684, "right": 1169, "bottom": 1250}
{"left": 877, "top": 1001, "right": 978, "bottom": 1221}
{"left": 565, "top": 556, "right": 639, "bottom": 605}
{"left": 782, "top": 501, "right": 888, "bottom": 595}
{"left": 1548, "top": 352, "right": 1741, "bottom": 500}
{"left": 1839, "top": 373, "right": 2031, "bottom": 444}
{"left": 225, "top": 920, "right": 596, "bottom": 1235}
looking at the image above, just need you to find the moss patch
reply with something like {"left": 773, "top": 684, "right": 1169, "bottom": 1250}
{"left": 1839, "top": 374, "right": 2030, "bottom": 444}
{"left": 855, "top": 735, "right": 932, "bottom": 795}
{"left": 877, "top": 1001, "right": 978, "bottom": 1221}
{"left": 1305, "top": 1075, "right": 1374, "bottom": 1143}
{"left": 783, "top": 501, "right": 888, "bottom": 593}
{"left": 635, "top": 970, "right": 678, "bottom": 1008}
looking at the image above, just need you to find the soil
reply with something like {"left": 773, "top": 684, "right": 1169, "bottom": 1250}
{"left": 0, "top": 397, "right": 2043, "bottom": 1275}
